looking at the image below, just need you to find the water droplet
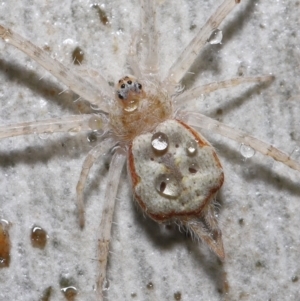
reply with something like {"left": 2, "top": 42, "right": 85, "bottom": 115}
{"left": 31, "top": 225, "right": 48, "bottom": 249}
{"left": 208, "top": 29, "right": 223, "bottom": 44}
{"left": 88, "top": 115, "right": 103, "bottom": 131}
{"left": 174, "top": 291, "right": 182, "bottom": 300}
{"left": 60, "top": 276, "right": 78, "bottom": 301}
{"left": 40, "top": 286, "right": 52, "bottom": 301}
{"left": 0, "top": 220, "right": 10, "bottom": 268}
{"left": 61, "top": 286, "right": 78, "bottom": 301}
{"left": 290, "top": 147, "right": 300, "bottom": 160}
{"left": 186, "top": 140, "right": 197, "bottom": 156}
{"left": 240, "top": 144, "right": 255, "bottom": 158}
{"left": 87, "top": 132, "right": 97, "bottom": 143}
{"left": 188, "top": 163, "right": 198, "bottom": 174}
{"left": 103, "top": 278, "right": 110, "bottom": 291}
{"left": 146, "top": 282, "right": 154, "bottom": 289}
{"left": 123, "top": 99, "right": 138, "bottom": 112}
{"left": 155, "top": 174, "right": 181, "bottom": 198}
{"left": 151, "top": 132, "right": 169, "bottom": 152}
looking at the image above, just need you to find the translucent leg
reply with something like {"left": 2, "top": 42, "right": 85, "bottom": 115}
{"left": 127, "top": 32, "right": 142, "bottom": 78}
{"left": 0, "top": 114, "right": 107, "bottom": 139}
{"left": 184, "top": 202, "right": 225, "bottom": 260}
{"left": 0, "top": 25, "right": 110, "bottom": 112}
{"left": 76, "top": 138, "right": 115, "bottom": 228}
{"left": 164, "top": 0, "right": 239, "bottom": 85}
{"left": 96, "top": 150, "right": 126, "bottom": 300}
{"left": 175, "top": 75, "right": 274, "bottom": 105}
{"left": 180, "top": 111, "right": 300, "bottom": 172}
{"left": 140, "top": 0, "right": 159, "bottom": 75}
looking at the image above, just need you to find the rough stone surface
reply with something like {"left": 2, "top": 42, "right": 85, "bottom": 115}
{"left": 0, "top": 1, "right": 299, "bottom": 301}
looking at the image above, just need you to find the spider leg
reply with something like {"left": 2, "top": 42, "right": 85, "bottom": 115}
{"left": 140, "top": 0, "right": 159, "bottom": 76}
{"left": 164, "top": 0, "right": 240, "bottom": 85}
{"left": 174, "top": 75, "right": 274, "bottom": 105}
{"left": 184, "top": 202, "right": 225, "bottom": 260}
{"left": 96, "top": 150, "right": 126, "bottom": 300}
{"left": 0, "top": 25, "right": 111, "bottom": 112}
{"left": 76, "top": 138, "right": 115, "bottom": 228}
{"left": 180, "top": 111, "right": 300, "bottom": 172}
{"left": 127, "top": 32, "right": 143, "bottom": 78}
{"left": 0, "top": 114, "right": 107, "bottom": 139}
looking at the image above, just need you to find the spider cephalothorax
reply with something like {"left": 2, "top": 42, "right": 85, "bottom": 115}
{"left": 110, "top": 76, "right": 172, "bottom": 142}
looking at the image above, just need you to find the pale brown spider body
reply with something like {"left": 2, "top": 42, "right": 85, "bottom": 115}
{"left": 0, "top": 0, "right": 299, "bottom": 301}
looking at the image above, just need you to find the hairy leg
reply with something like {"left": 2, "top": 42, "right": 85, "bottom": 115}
{"left": 76, "top": 138, "right": 115, "bottom": 228}
{"left": 96, "top": 150, "right": 126, "bottom": 300}
{"left": 164, "top": 0, "right": 240, "bottom": 85}
{"left": 0, "top": 25, "right": 111, "bottom": 111}
{"left": 174, "top": 75, "right": 274, "bottom": 105}
{"left": 0, "top": 114, "right": 107, "bottom": 139}
{"left": 180, "top": 111, "right": 300, "bottom": 172}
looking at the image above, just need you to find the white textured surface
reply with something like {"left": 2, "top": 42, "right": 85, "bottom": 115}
{"left": 0, "top": 1, "right": 299, "bottom": 301}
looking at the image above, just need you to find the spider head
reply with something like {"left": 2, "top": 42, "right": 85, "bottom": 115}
{"left": 116, "top": 75, "right": 145, "bottom": 112}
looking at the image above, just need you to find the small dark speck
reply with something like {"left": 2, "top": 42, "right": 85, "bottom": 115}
{"left": 291, "top": 275, "right": 298, "bottom": 282}
{"left": 189, "top": 24, "right": 196, "bottom": 31}
{"left": 174, "top": 291, "right": 182, "bottom": 300}
{"left": 216, "top": 108, "right": 223, "bottom": 115}
{"left": 255, "top": 261, "right": 264, "bottom": 268}
{"left": 238, "top": 218, "right": 244, "bottom": 226}
{"left": 146, "top": 282, "right": 154, "bottom": 289}
{"left": 72, "top": 46, "right": 84, "bottom": 65}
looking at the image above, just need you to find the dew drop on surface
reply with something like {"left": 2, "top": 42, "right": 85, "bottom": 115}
{"left": 31, "top": 225, "right": 48, "bottom": 249}
{"left": 88, "top": 115, "right": 103, "bottom": 131}
{"left": 0, "top": 219, "right": 10, "bottom": 268}
{"left": 87, "top": 132, "right": 98, "bottom": 143}
{"left": 151, "top": 132, "right": 169, "bottom": 152}
{"left": 186, "top": 139, "right": 197, "bottom": 156}
{"left": 146, "top": 282, "right": 154, "bottom": 289}
{"left": 61, "top": 286, "right": 78, "bottom": 301}
{"left": 72, "top": 46, "right": 84, "bottom": 65}
{"left": 174, "top": 291, "right": 182, "bottom": 300}
{"left": 240, "top": 143, "right": 256, "bottom": 158}
{"left": 155, "top": 174, "right": 181, "bottom": 198}
{"left": 103, "top": 278, "right": 110, "bottom": 291}
{"left": 60, "top": 276, "right": 78, "bottom": 301}
{"left": 40, "top": 286, "right": 52, "bottom": 301}
{"left": 207, "top": 29, "right": 223, "bottom": 44}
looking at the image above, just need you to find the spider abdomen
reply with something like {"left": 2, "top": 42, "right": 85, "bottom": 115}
{"left": 128, "top": 119, "right": 224, "bottom": 223}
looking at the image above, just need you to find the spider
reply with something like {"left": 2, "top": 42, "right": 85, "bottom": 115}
{"left": 0, "top": 0, "right": 300, "bottom": 300}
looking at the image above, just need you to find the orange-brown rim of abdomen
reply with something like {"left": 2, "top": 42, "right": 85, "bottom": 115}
{"left": 127, "top": 120, "right": 224, "bottom": 222}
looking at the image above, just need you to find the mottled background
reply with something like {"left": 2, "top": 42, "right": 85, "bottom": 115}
{"left": 0, "top": 0, "right": 299, "bottom": 300}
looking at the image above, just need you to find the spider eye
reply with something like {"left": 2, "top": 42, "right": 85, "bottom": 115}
{"left": 138, "top": 83, "right": 142, "bottom": 89}
{"left": 118, "top": 93, "right": 124, "bottom": 100}
{"left": 121, "top": 84, "right": 126, "bottom": 89}
{"left": 127, "top": 80, "right": 132, "bottom": 85}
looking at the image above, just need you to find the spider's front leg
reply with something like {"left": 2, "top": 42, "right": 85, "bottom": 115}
{"left": 164, "top": 0, "right": 240, "bottom": 86}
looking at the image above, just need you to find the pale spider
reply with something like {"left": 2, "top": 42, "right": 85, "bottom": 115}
{"left": 0, "top": 0, "right": 300, "bottom": 300}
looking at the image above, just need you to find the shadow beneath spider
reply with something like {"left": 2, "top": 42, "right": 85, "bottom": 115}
{"left": 130, "top": 190, "right": 227, "bottom": 295}
{"left": 0, "top": 59, "right": 93, "bottom": 114}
